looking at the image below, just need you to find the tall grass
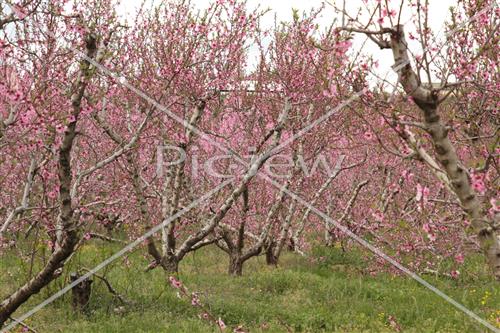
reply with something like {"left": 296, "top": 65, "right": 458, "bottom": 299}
{"left": 1, "top": 241, "right": 498, "bottom": 332}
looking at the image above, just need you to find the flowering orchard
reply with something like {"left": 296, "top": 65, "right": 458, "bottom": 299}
{"left": 0, "top": 0, "right": 498, "bottom": 330}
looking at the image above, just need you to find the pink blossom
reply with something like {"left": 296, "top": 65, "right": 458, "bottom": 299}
{"left": 372, "top": 210, "right": 384, "bottom": 222}
{"left": 423, "top": 187, "right": 430, "bottom": 202}
{"left": 472, "top": 179, "right": 486, "bottom": 194}
{"left": 416, "top": 184, "right": 429, "bottom": 207}
{"left": 216, "top": 317, "right": 226, "bottom": 330}
{"left": 401, "top": 170, "right": 414, "bottom": 182}
{"left": 450, "top": 270, "right": 460, "bottom": 279}
{"left": 47, "top": 190, "right": 58, "bottom": 199}
{"left": 490, "top": 198, "right": 499, "bottom": 212}
{"left": 416, "top": 184, "right": 423, "bottom": 202}
{"left": 401, "top": 144, "right": 412, "bottom": 155}
{"left": 471, "top": 173, "right": 486, "bottom": 194}
{"left": 191, "top": 293, "right": 201, "bottom": 306}
{"left": 233, "top": 325, "right": 246, "bottom": 333}
{"left": 168, "top": 276, "right": 182, "bottom": 289}
{"left": 364, "top": 131, "right": 374, "bottom": 140}
{"left": 454, "top": 253, "right": 464, "bottom": 264}
{"left": 323, "top": 84, "right": 337, "bottom": 98}
{"left": 55, "top": 123, "right": 65, "bottom": 134}
{"left": 12, "top": 5, "right": 27, "bottom": 20}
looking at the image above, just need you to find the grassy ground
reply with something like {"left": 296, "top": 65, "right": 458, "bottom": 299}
{"left": 0, "top": 240, "right": 499, "bottom": 333}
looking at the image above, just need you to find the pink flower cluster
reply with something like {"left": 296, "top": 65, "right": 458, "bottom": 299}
{"left": 168, "top": 276, "right": 183, "bottom": 289}
{"left": 415, "top": 183, "right": 429, "bottom": 210}
{"left": 470, "top": 173, "right": 486, "bottom": 195}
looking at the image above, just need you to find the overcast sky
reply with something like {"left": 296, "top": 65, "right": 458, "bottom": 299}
{"left": 119, "top": 0, "right": 456, "bottom": 85}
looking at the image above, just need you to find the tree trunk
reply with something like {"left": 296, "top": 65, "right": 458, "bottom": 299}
{"left": 389, "top": 25, "right": 500, "bottom": 279}
{"left": 0, "top": 35, "right": 99, "bottom": 328}
{"left": 0, "top": 233, "right": 78, "bottom": 326}
{"left": 70, "top": 273, "right": 93, "bottom": 313}
{"left": 265, "top": 242, "right": 278, "bottom": 266}
{"left": 161, "top": 256, "right": 180, "bottom": 274}
{"left": 228, "top": 255, "right": 243, "bottom": 276}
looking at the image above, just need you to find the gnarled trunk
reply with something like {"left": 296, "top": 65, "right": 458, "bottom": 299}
{"left": 228, "top": 255, "right": 243, "bottom": 276}
{"left": 161, "top": 256, "right": 180, "bottom": 274}
{"left": 0, "top": 233, "right": 78, "bottom": 326}
{"left": 0, "top": 35, "right": 100, "bottom": 328}
{"left": 70, "top": 273, "right": 93, "bottom": 313}
{"left": 388, "top": 25, "right": 500, "bottom": 279}
{"left": 265, "top": 243, "right": 278, "bottom": 266}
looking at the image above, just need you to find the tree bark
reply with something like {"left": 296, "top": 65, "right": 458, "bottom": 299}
{"left": 0, "top": 34, "right": 100, "bottom": 328}
{"left": 176, "top": 100, "right": 290, "bottom": 261}
{"left": 388, "top": 25, "right": 500, "bottom": 279}
{"left": 161, "top": 256, "right": 180, "bottom": 274}
{"left": 228, "top": 255, "right": 243, "bottom": 276}
{"left": 265, "top": 242, "right": 278, "bottom": 266}
{"left": 70, "top": 273, "right": 93, "bottom": 313}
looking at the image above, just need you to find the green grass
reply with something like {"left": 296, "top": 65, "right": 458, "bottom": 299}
{"left": 0, "top": 241, "right": 499, "bottom": 332}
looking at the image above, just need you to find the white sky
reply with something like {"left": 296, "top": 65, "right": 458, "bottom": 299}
{"left": 118, "top": 0, "right": 456, "bottom": 85}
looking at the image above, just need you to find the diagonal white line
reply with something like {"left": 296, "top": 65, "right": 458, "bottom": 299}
{"left": 256, "top": 173, "right": 500, "bottom": 333}
{"left": 269, "top": 88, "right": 368, "bottom": 155}
{"left": 0, "top": 179, "right": 234, "bottom": 333}
{"left": 59, "top": 42, "right": 496, "bottom": 332}
{"left": 388, "top": 1, "right": 498, "bottom": 101}
{"left": 5, "top": 2, "right": 498, "bottom": 331}
{"left": 424, "top": 2, "right": 498, "bottom": 64}
{"left": 60, "top": 51, "right": 364, "bottom": 162}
